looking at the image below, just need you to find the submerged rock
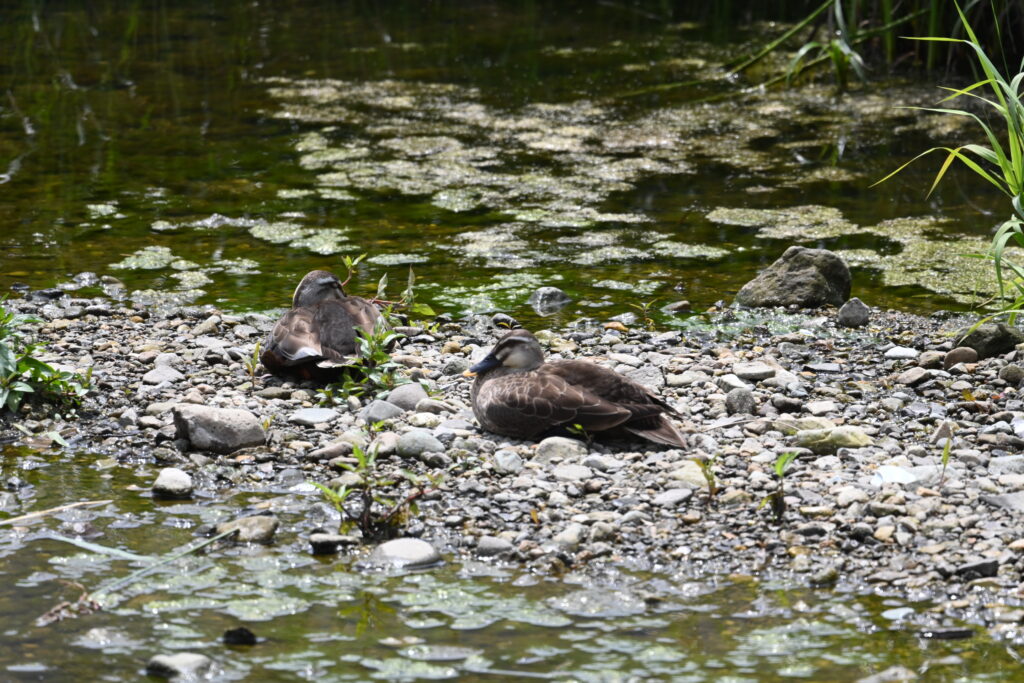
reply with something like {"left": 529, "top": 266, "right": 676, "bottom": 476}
{"left": 368, "top": 538, "right": 442, "bottom": 569}
{"left": 151, "top": 467, "right": 193, "bottom": 499}
{"left": 527, "top": 286, "right": 572, "bottom": 315}
{"left": 735, "top": 246, "right": 851, "bottom": 309}
{"left": 146, "top": 652, "right": 211, "bottom": 679}
{"left": 216, "top": 515, "right": 279, "bottom": 544}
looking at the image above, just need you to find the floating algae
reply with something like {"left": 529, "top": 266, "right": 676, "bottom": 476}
{"left": 111, "top": 246, "right": 177, "bottom": 270}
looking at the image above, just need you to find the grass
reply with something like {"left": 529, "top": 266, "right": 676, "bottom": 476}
{"left": 874, "top": 1, "right": 1024, "bottom": 322}
{"left": 760, "top": 451, "right": 798, "bottom": 523}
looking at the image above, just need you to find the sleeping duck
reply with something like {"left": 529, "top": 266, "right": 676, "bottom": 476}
{"left": 467, "top": 329, "right": 687, "bottom": 447}
{"left": 260, "top": 269, "right": 383, "bottom": 381}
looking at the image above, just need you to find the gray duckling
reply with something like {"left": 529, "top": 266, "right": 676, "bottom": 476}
{"left": 467, "top": 329, "right": 686, "bottom": 447}
{"left": 261, "top": 269, "right": 383, "bottom": 382}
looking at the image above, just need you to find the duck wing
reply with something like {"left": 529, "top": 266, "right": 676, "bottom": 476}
{"left": 475, "top": 370, "right": 633, "bottom": 439}
{"left": 261, "top": 307, "right": 326, "bottom": 373}
{"left": 314, "top": 297, "right": 382, "bottom": 362}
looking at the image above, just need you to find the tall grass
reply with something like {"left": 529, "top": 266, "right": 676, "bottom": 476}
{"left": 874, "top": 1, "right": 1024, "bottom": 321}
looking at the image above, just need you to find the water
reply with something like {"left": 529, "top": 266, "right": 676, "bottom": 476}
{"left": 2, "top": 1, "right": 1020, "bottom": 678}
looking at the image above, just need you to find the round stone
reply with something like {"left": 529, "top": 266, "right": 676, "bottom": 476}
{"left": 368, "top": 538, "right": 442, "bottom": 569}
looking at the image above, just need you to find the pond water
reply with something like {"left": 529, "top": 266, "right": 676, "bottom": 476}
{"left": 0, "top": 448, "right": 1014, "bottom": 681}
{"left": 2, "top": 1, "right": 1021, "bottom": 679}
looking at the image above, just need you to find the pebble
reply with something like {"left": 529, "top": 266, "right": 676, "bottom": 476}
{"left": 535, "top": 436, "right": 587, "bottom": 463}
{"left": 397, "top": 429, "right": 445, "bottom": 457}
{"left": 386, "top": 383, "right": 430, "bottom": 410}
{"left": 653, "top": 488, "right": 693, "bottom": 507}
{"left": 362, "top": 400, "right": 405, "bottom": 423}
{"left": 476, "top": 535, "right": 514, "bottom": 557}
{"left": 836, "top": 297, "right": 870, "bottom": 327}
{"left": 493, "top": 449, "right": 524, "bottom": 474}
{"left": 216, "top": 515, "right": 279, "bottom": 543}
{"left": 146, "top": 653, "right": 212, "bottom": 679}
{"left": 943, "top": 346, "right": 979, "bottom": 368}
{"left": 289, "top": 407, "right": 340, "bottom": 427}
{"left": 173, "top": 404, "right": 266, "bottom": 454}
{"left": 368, "top": 538, "right": 442, "bottom": 569}
{"left": 151, "top": 467, "right": 193, "bottom": 499}
{"left": 732, "top": 362, "right": 775, "bottom": 381}
{"left": 725, "top": 387, "right": 756, "bottom": 415}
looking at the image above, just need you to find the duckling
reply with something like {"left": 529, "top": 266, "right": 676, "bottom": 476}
{"left": 467, "top": 329, "right": 686, "bottom": 447}
{"left": 260, "top": 269, "right": 382, "bottom": 381}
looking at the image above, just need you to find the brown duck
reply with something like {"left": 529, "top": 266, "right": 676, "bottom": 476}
{"left": 467, "top": 329, "right": 686, "bottom": 447}
{"left": 260, "top": 269, "right": 382, "bottom": 381}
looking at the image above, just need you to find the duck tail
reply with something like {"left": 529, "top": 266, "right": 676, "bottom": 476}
{"left": 624, "top": 418, "right": 688, "bottom": 448}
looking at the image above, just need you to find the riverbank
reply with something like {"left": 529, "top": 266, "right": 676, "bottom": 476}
{"left": 4, "top": 285, "right": 1024, "bottom": 645}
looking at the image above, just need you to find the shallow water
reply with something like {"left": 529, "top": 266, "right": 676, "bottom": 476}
{"left": 0, "top": 0, "right": 1004, "bottom": 328}
{"left": 1, "top": 448, "right": 1016, "bottom": 681}
{"left": 2, "top": 1, "right": 1021, "bottom": 679}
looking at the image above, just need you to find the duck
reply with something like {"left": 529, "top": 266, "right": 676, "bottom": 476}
{"left": 260, "top": 269, "right": 383, "bottom": 381}
{"left": 467, "top": 329, "right": 687, "bottom": 447}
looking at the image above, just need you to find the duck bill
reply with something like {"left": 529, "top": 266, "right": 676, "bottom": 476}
{"left": 467, "top": 353, "right": 501, "bottom": 375}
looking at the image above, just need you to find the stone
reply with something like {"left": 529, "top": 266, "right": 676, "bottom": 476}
{"left": 956, "top": 557, "right": 999, "bottom": 580}
{"left": 361, "top": 400, "right": 405, "bottom": 422}
{"left": 805, "top": 400, "right": 836, "bottom": 416}
{"left": 725, "top": 387, "right": 756, "bottom": 415}
{"left": 493, "top": 449, "right": 524, "bottom": 474}
{"left": 918, "top": 350, "right": 945, "bottom": 368}
{"left": 956, "top": 322, "right": 1024, "bottom": 359}
{"left": 999, "top": 364, "right": 1024, "bottom": 385}
{"left": 476, "top": 535, "right": 514, "bottom": 557}
{"left": 173, "top": 404, "right": 266, "bottom": 454}
{"left": 288, "top": 407, "right": 340, "bottom": 427}
{"left": 535, "top": 436, "right": 587, "bottom": 463}
{"left": 884, "top": 346, "right": 919, "bottom": 360}
{"left": 669, "top": 460, "right": 710, "bottom": 488}
{"left": 551, "top": 523, "right": 586, "bottom": 551}
{"left": 553, "top": 464, "right": 593, "bottom": 481}
{"left": 795, "top": 426, "right": 872, "bottom": 454}
{"left": 368, "top": 538, "right": 442, "bottom": 569}
{"left": 836, "top": 297, "right": 870, "bottom": 327}
{"left": 732, "top": 362, "right": 775, "bottom": 381}
{"left": 397, "top": 429, "right": 445, "bottom": 458}
{"left": 386, "top": 383, "right": 430, "bottom": 411}
{"left": 895, "top": 366, "right": 928, "bottom": 386}
{"left": 151, "top": 467, "right": 193, "bottom": 499}
{"left": 943, "top": 346, "right": 979, "bottom": 369}
{"left": 142, "top": 365, "right": 184, "bottom": 385}
{"left": 527, "top": 286, "right": 572, "bottom": 316}
{"left": 990, "top": 455, "right": 1024, "bottom": 475}
{"left": 216, "top": 515, "right": 278, "bottom": 543}
{"left": 146, "top": 653, "right": 211, "bottom": 679}
{"left": 653, "top": 488, "right": 693, "bottom": 507}
{"left": 734, "top": 246, "right": 851, "bottom": 308}
{"left": 310, "top": 533, "right": 358, "bottom": 555}
{"left": 983, "top": 491, "right": 1024, "bottom": 512}
{"left": 717, "top": 374, "right": 750, "bottom": 392}
{"left": 836, "top": 485, "right": 868, "bottom": 507}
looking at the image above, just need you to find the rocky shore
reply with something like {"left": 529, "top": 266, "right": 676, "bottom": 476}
{"left": 5, "top": 284, "right": 1024, "bottom": 642}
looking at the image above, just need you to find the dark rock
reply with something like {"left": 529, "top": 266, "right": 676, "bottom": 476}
{"left": 223, "top": 627, "right": 257, "bottom": 645}
{"left": 943, "top": 346, "right": 979, "bottom": 369}
{"left": 735, "top": 246, "right": 851, "bottom": 309}
{"left": 999, "top": 364, "right": 1024, "bottom": 385}
{"left": 725, "top": 387, "right": 756, "bottom": 415}
{"left": 955, "top": 557, "right": 999, "bottom": 580}
{"left": 309, "top": 532, "right": 358, "bottom": 555}
{"left": 955, "top": 323, "right": 1024, "bottom": 359}
{"left": 837, "top": 297, "right": 870, "bottom": 327}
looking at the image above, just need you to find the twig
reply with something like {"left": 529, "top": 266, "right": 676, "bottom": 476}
{"left": 0, "top": 499, "right": 112, "bottom": 527}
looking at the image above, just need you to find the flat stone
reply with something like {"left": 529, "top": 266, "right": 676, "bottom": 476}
{"left": 884, "top": 346, "right": 919, "bottom": 360}
{"left": 362, "top": 400, "right": 404, "bottom": 422}
{"left": 288, "top": 407, "right": 340, "bottom": 427}
{"left": 553, "top": 464, "right": 593, "bottom": 481}
{"left": 535, "top": 436, "right": 587, "bottom": 463}
{"left": 836, "top": 485, "right": 868, "bottom": 507}
{"left": 368, "top": 538, "right": 442, "bottom": 569}
{"left": 256, "top": 386, "right": 293, "bottom": 399}
{"left": 551, "top": 522, "right": 586, "bottom": 551}
{"left": 386, "top": 383, "right": 430, "bottom": 411}
{"left": 805, "top": 400, "right": 836, "bottom": 416}
{"left": 151, "top": 467, "right": 193, "bottom": 499}
{"left": 990, "top": 455, "right": 1024, "bottom": 476}
{"left": 142, "top": 365, "right": 184, "bottom": 385}
{"left": 653, "top": 488, "right": 693, "bottom": 507}
{"left": 173, "top": 404, "right": 266, "bottom": 454}
{"left": 397, "top": 429, "right": 445, "bottom": 457}
{"left": 732, "top": 362, "right": 775, "bottom": 381}
{"left": 493, "top": 449, "right": 524, "bottom": 474}
{"left": 895, "top": 366, "right": 929, "bottom": 386}
{"left": 956, "top": 557, "right": 999, "bottom": 579}
{"left": 805, "top": 362, "right": 842, "bottom": 374}
{"left": 918, "top": 350, "right": 945, "bottom": 368}
{"left": 476, "top": 535, "right": 514, "bottom": 557}
{"left": 982, "top": 491, "right": 1024, "bottom": 512}
{"left": 668, "top": 460, "right": 709, "bottom": 488}
{"left": 216, "top": 515, "right": 278, "bottom": 544}
{"left": 146, "top": 653, "right": 212, "bottom": 679}
{"left": 582, "top": 454, "right": 625, "bottom": 472}
{"left": 620, "top": 364, "right": 664, "bottom": 390}
{"left": 716, "top": 374, "right": 749, "bottom": 392}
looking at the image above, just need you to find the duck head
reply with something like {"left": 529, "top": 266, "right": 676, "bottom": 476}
{"left": 292, "top": 270, "right": 346, "bottom": 308}
{"left": 468, "top": 329, "right": 544, "bottom": 375}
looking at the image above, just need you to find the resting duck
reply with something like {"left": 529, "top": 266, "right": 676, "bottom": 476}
{"left": 467, "top": 329, "right": 687, "bottom": 447}
{"left": 260, "top": 269, "right": 382, "bottom": 381}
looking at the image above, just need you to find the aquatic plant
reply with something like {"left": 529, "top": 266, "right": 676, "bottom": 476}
{"left": 786, "top": 0, "right": 867, "bottom": 92}
{"left": 312, "top": 427, "right": 442, "bottom": 541}
{"left": 0, "top": 300, "right": 92, "bottom": 416}
{"left": 759, "top": 451, "right": 798, "bottom": 523}
{"left": 874, "top": 2, "right": 1024, "bottom": 320}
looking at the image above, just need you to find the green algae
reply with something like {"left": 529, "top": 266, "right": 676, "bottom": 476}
{"left": 110, "top": 246, "right": 177, "bottom": 270}
{"left": 706, "top": 205, "right": 857, "bottom": 240}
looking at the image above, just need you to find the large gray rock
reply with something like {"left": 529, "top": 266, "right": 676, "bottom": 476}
{"left": 735, "top": 246, "right": 851, "bottom": 309}
{"left": 527, "top": 286, "right": 571, "bottom": 316}
{"left": 386, "top": 383, "right": 430, "bottom": 411}
{"left": 173, "top": 404, "right": 265, "bottom": 454}
{"left": 955, "top": 322, "right": 1024, "bottom": 359}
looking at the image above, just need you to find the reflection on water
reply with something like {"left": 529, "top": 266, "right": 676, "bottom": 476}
{"left": 0, "top": 0, "right": 1003, "bottom": 327}
{"left": 0, "top": 448, "right": 1014, "bottom": 680}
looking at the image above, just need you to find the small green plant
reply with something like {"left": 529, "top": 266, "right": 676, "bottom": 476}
{"left": 759, "top": 451, "right": 798, "bottom": 523}
{"left": 565, "top": 423, "right": 594, "bottom": 446}
{"left": 243, "top": 340, "right": 261, "bottom": 391}
{"left": 786, "top": 0, "right": 867, "bottom": 93}
{"left": 311, "top": 430, "right": 442, "bottom": 541}
{"left": 318, "top": 324, "right": 407, "bottom": 403}
{"left": 339, "top": 253, "right": 368, "bottom": 288}
{"left": 938, "top": 431, "right": 955, "bottom": 487}
{"left": 874, "top": 2, "right": 1024, "bottom": 321}
{"left": 693, "top": 454, "right": 719, "bottom": 507}
{"left": 628, "top": 299, "right": 658, "bottom": 330}
{"left": 0, "top": 301, "right": 92, "bottom": 415}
